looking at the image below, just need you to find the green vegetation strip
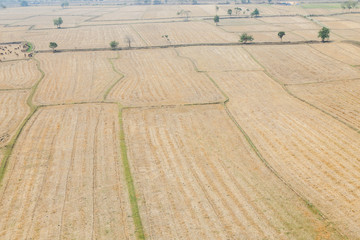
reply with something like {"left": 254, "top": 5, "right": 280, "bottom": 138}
{"left": 103, "top": 53, "right": 124, "bottom": 100}
{"left": 118, "top": 105, "right": 145, "bottom": 240}
{"left": 0, "top": 56, "right": 43, "bottom": 185}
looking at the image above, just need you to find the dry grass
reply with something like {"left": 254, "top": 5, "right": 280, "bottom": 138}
{"left": 0, "top": 90, "right": 30, "bottom": 148}
{"left": 107, "top": 48, "right": 225, "bottom": 106}
{"left": 209, "top": 70, "right": 360, "bottom": 239}
{"left": 0, "top": 60, "right": 40, "bottom": 89}
{"left": 245, "top": 44, "right": 360, "bottom": 84}
{"left": 0, "top": 104, "right": 135, "bottom": 240}
{"left": 123, "top": 104, "right": 340, "bottom": 239}
{"left": 33, "top": 52, "right": 118, "bottom": 105}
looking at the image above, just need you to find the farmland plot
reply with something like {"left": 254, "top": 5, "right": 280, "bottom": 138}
{"left": 245, "top": 44, "right": 360, "bottom": 84}
{"left": 209, "top": 70, "right": 360, "bottom": 239}
{"left": 310, "top": 42, "right": 360, "bottom": 65}
{"left": 107, "top": 49, "right": 224, "bottom": 106}
{"left": 288, "top": 79, "right": 360, "bottom": 129}
{"left": 132, "top": 21, "right": 238, "bottom": 46}
{"left": 123, "top": 104, "right": 340, "bottom": 240}
{"left": 0, "top": 90, "right": 30, "bottom": 148}
{"left": 33, "top": 52, "right": 118, "bottom": 105}
{"left": 0, "top": 104, "right": 135, "bottom": 240}
{"left": 177, "top": 46, "right": 262, "bottom": 72}
{"left": 10, "top": 15, "right": 89, "bottom": 29}
{"left": 0, "top": 60, "right": 40, "bottom": 89}
{"left": 26, "top": 25, "right": 144, "bottom": 50}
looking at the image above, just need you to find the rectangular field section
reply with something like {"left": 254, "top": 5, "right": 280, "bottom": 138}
{"left": 288, "top": 79, "right": 360, "bottom": 129}
{"left": 33, "top": 52, "right": 119, "bottom": 105}
{"left": 123, "top": 104, "right": 340, "bottom": 240}
{"left": 210, "top": 70, "right": 360, "bottom": 239}
{"left": 0, "top": 60, "right": 40, "bottom": 89}
{"left": 0, "top": 104, "right": 135, "bottom": 240}
{"left": 107, "top": 48, "right": 225, "bottom": 106}
{"left": 245, "top": 44, "right": 360, "bottom": 84}
{"left": 0, "top": 90, "right": 30, "bottom": 148}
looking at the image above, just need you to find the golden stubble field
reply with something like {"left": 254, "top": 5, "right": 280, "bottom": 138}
{"left": 1, "top": 3, "right": 360, "bottom": 240}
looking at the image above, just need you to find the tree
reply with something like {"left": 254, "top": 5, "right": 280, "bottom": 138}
{"left": 20, "top": 1, "right": 28, "bottom": 6}
{"left": 110, "top": 41, "right": 119, "bottom": 49}
{"left": 1, "top": 4, "right": 6, "bottom": 8}
{"left": 318, "top": 27, "right": 330, "bottom": 42}
{"left": 53, "top": 17, "right": 63, "bottom": 28}
{"left": 61, "top": 2, "right": 69, "bottom": 8}
{"left": 251, "top": 8, "right": 259, "bottom": 17}
{"left": 268, "top": 0, "right": 272, "bottom": 3}
{"left": 234, "top": 7, "right": 242, "bottom": 15}
{"left": 215, "top": 5, "right": 219, "bottom": 13}
{"left": 227, "top": 9, "right": 232, "bottom": 16}
{"left": 124, "top": 35, "right": 133, "bottom": 48}
{"left": 162, "top": 35, "right": 171, "bottom": 44}
{"left": 49, "top": 42, "right": 58, "bottom": 52}
{"left": 278, "top": 31, "right": 285, "bottom": 41}
{"left": 177, "top": 9, "right": 191, "bottom": 21}
{"left": 240, "top": 33, "right": 254, "bottom": 43}
{"left": 214, "top": 15, "right": 220, "bottom": 26}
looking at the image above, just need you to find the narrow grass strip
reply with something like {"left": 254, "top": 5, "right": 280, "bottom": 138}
{"left": 103, "top": 53, "right": 124, "bottom": 101}
{"left": 118, "top": 105, "right": 145, "bottom": 240}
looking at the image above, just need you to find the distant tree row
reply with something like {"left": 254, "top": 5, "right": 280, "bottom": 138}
{"left": 341, "top": 0, "right": 358, "bottom": 10}
{"left": 109, "top": 36, "right": 134, "bottom": 50}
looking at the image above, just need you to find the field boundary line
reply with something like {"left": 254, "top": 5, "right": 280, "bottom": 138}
{"left": 103, "top": 52, "right": 125, "bottom": 100}
{"left": 307, "top": 43, "right": 360, "bottom": 69}
{"left": 34, "top": 40, "right": 330, "bottom": 54}
{"left": 118, "top": 105, "right": 145, "bottom": 240}
{"left": 0, "top": 54, "right": 44, "bottom": 185}
{"left": 242, "top": 46, "right": 360, "bottom": 135}
{"left": 174, "top": 48, "right": 230, "bottom": 103}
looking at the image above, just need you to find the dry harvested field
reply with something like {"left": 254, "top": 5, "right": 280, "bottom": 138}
{"left": 132, "top": 21, "right": 238, "bottom": 45}
{"left": 0, "top": 90, "right": 30, "bottom": 148}
{"left": 123, "top": 104, "right": 340, "bottom": 239}
{"left": 33, "top": 52, "right": 118, "bottom": 105}
{"left": 310, "top": 42, "right": 360, "bottom": 65}
{"left": 0, "top": 60, "right": 40, "bottom": 89}
{"left": 107, "top": 48, "right": 224, "bottom": 106}
{"left": 25, "top": 25, "right": 145, "bottom": 50}
{"left": 245, "top": 44, "right": 360, "bottom": 84}
{"left": 178, "top": 46, "right": 262, "bottom": 72}
{"left": 288, "top": 79, "right": 360, "bottom": 129}
{"left": 0, "top": 104, "right": 135, "bottom": 239}
{"left": 206, "top": 70, "right": 360, "bottom": 239}
{"left": 10, "top": 15, "right": 90, "bottom": 29}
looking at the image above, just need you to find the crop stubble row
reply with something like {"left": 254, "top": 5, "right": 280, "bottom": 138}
{"left": 123, "top": 104, "right": 339, "bottom": 239}
{"left": 0, "top": 104, "right": 135, "bottom": 240}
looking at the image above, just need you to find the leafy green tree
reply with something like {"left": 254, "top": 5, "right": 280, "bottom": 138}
{"left": 49, "top": 42, "right": 58, "bottom": 52}
{"left": 227, "top": 9, "right": 232, "bottom": 16}
{"left": 251, "top": 8, "right": 259, "bottom": 17}
{"left": 278, "top": 31, "right": 285, "bottom": 41}
{"left": 110, "top": 41, "right": 119, "bottom": 49}
{"left": 215, "top": 5, "right": 219, "bottom": 13}
{"left": 240, "top": 33, "right": 254, "bottom": 43}
{"left": 61, "top": 2, "right": 69, "bottom": 8}
{"left": 20, "top": 1, "right": 28, "bottom": 6}
{"left": 234, "top": 7, "right": 242, "bottom": 15}
{"left": 214, "top": 15, "right": 220, "bottom": 26}
{"left": 53, "top": 17, "right": 63, "bottom": 28}
{"left": 318, "top": 27, "right": 330, "bottom": 42}
{"left": 268, "top": 0, "right": 272, "bottom": 3}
